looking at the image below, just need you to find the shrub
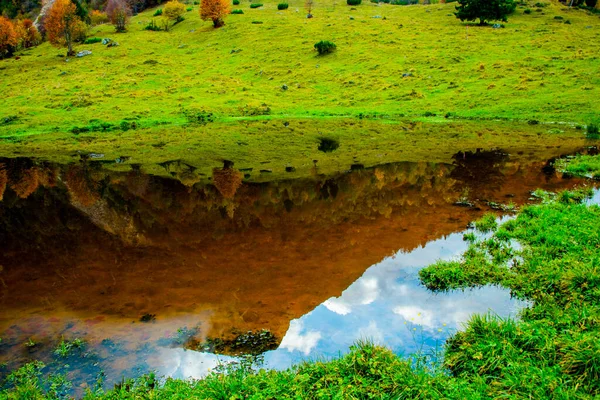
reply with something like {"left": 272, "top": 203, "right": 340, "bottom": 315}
{"left": 231, "top": 9, "right": 244, "bottom": 13}
{"left": 250, "top": 3, "right": 263, "bottom": 7}
{"left": 83, "top": 37, "right": 102, "bottom": 44}
{"left": 233, "top": 0, "right": 240, "bottom": 4}
{"left": 187, "top": 6, "right": 193, "bottom": 10}
{"left": 455, "top": 0, "right": 517, "bottom": 25}
{"left": 277, "top": 2, "right": 289, "bottom": 9}
{"left": 153, "top": 8, "right": 163, "bottom": 15}
{"left": 587, "top": 123, "right": 599, "bottom": 138}
{"left": 347, "top": 0, "right": 361, "bottom": 4}
{"left": 314, "top": 40, "right": 336, "bottom": 55}
{"left": 585, "top": 0, "right": 597, "bottom": 7}
{"left": 523, "top": 8, "right": 531, "bottom": 13}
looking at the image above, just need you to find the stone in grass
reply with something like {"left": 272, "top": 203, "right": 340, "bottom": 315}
{"left": 281, "top": 84, "right": 288, "bottom": 90}
{"left": 76, "top": 50, "right": 92, "bottom": 57}
{"left": 101, "top": 38, "right": 112, "bottom": 45}
{"left": 107, "top": 41, "right": 119, "bottom": 47}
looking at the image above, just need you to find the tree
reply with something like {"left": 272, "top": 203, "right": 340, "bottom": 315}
{"left": 105, "top": 0, "right": 131, "bottom": 32}
{"left": 15, "top": 19, "right": 41, "bottom": 49}
{"left": 0, "top": 16, "right": 17, "bottom": 58}
{"left": 200, "top": 0, "right": 229, "bottom": 28}
{"left": 455, "top": 0, "right": 516, "bottom": 26}
{"left": 89, "top": 10, "right": 109, "bottom": 25}
{"left": 305, "top": 0, "right": 313, "bottom": 18}
{"left": 45, "top": 0, "right": 81, "bottom": 56}
{"left": 163, "top": 0, "right": 185, "bottom": 29}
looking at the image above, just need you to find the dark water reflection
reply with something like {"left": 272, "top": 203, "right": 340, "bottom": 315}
{"left": 0, "top": 146, "right": 596, "bottom": 390}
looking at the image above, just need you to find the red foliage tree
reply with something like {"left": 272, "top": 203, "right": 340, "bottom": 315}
{"left": 105, "top": 0, "right": 131, "bottom": 32}
{"left": 0, "top": 16, "right": 18, "bottom": 58}
{"left": 200, "top": 0, "right": 230, "bottom": 28}
{"left": 45, "top": 0, "right": 81, "bottom": 56}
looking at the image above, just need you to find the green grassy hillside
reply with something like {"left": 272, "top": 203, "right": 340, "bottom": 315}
{"left": 1, "top": 0, "right": 599, "bottom": 141}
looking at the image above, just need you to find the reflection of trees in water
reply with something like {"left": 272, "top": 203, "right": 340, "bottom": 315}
{"left": 212, "top": 167, "right": 243, "bottom": 199}
{"left": 64, "top": 164, "right": 100, "bottom": 207}
{"left": 450, "top": 149, "right": 509, "bottom": 199}
{"left": 0, "top": 163, "right": 6, "bottom": 201}
{"left": 0, "top": 159, "right": 59, "bottom": 201}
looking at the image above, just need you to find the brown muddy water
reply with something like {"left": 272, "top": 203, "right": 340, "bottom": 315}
{"left": 0, "top": 145, "right": 598, "bottom": 394}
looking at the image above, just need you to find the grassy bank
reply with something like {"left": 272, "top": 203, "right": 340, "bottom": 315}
{"left": 2, "top": 179, "right": 600, "bottom": 397}
{"left": 1, "top": 0, "right": 599, "bottom": 141}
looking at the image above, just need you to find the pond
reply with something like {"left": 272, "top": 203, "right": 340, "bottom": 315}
{"left": 0, "top": 144, "right": 597, "bottom": 394}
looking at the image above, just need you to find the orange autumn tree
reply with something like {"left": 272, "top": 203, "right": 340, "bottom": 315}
{"left": 0, "top": 16, "right": 17, "bottom": 58}
{"left": 15, "top": 19, "right": 41, "bottom": 49}
{"left": 45, "top": 0, "right": 81, "bottom": 56}
{"left": 200, "top": 0, "right": 230, "bottom": 28}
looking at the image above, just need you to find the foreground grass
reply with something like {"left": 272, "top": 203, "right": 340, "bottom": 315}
{"left": 2, "top": 182, "right": 600, "bottom": 398}
{"left": 1, "top": 0, "right": 599, "bottom": 140}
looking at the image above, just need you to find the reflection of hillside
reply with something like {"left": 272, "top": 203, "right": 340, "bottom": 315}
{"left": 0, "top": 148, "right": 592, "bottom": 357}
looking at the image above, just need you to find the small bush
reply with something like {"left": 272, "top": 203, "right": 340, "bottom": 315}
{"left": 587, "top": 123, "right": 599, "bottom": 138}
{"left": 314, "top": 40, "right": 336, "bottom": 55}
{"left": 83, "top": 37, "right": 102, "bottom": 44}
{"left": 318, "top": 137, "right": 340, "bottom": 152}
{"left": 277, "top": 2, "right": 289, "bottom": 9}
{"left": 144, "top": 20, "right": 162, "bottom": 30}
{"left": 347, "top": 0, "right": 362, "bottom": 4}
{"left": 153, "top": 8, "right": 163, "bottom": 16}
{"left": 250, "top": 3, "right": 263, "bottom": 7}
{"left": 231, "top": 9, "right": 244, "bottom": 13}
{"left": 523, "top": 8, "right": 531, "bottom": 13}
{"left": 233, "top": 0, "right": 240, "bottom": 4}
{"left": 187, "top": 7, "right": 193, "bottom": 11}
{"left": 554, "top": 15, "right": 563, "bottom": 20}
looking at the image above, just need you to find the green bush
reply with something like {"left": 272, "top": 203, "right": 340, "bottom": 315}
{"left": 455, "top": 0, "right": 517, "bottom": 25}
{"left": 231, "top": 9, "right": 244, "bottom": 13}
{"left": 314, "top": 40, "right": 337, "bottom": 55}
{"left": 523, "top": 8, "right": 531, "bottom": 13}
{"left": 186, "top": 7, "right": 192, "bottom": 11}
{"left": 144, "top": 20, "right": 162, "bottom": 31}
{"left": 277, "top": 2, "right": 289, "bottom": 9}
{"left": 153, "top": 8, "right": 163, "bottom": 16}
{"left": 250, "top": 3, "right": 263, "bottom": 7}
{"left": 347, "top": 0, "right": 362, "bottom": 4}
{"left": 83, "top": 37, "right": 102, "bottom": 44}
{"left": 587, "top": 123, "right": 599, "bottom": 138}
{"left": 233, "top": 0, "right": 240, "bottom": 4}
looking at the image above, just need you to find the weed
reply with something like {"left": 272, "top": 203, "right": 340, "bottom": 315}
{"left": 54, "top": 338, "right": 86, "bottom": 358}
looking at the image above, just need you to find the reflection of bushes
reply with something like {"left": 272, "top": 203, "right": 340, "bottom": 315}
{"left": 0, "top": 164, "right": 6, "bottom": 201}
{"left": 64, "top": 165, "right": 100, "bottom": 207}
{"left": 10, "top": 167, "right": 40, "bottom": 199}
{"left": 212, "top": 167, "right": 243, "bottom": 199}
{"left": 196, "top": 329, "right": 278, "bottom": 356}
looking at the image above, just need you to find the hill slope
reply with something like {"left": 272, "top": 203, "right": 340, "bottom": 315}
{"left": 1, "top": 0, "right": 599, "bottom": 140}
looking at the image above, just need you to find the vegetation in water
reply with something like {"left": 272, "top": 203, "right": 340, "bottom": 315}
{"left": 557, "top": 152, "right": 600, "bottom": 179}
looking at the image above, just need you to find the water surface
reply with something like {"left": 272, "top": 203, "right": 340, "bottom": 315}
{"left": 0, "top": 146, "right": 596, "bottom": 391}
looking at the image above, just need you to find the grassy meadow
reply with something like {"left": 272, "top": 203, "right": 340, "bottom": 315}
{"left": 1, "top": 0, "right": 599, "bottom": 142}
